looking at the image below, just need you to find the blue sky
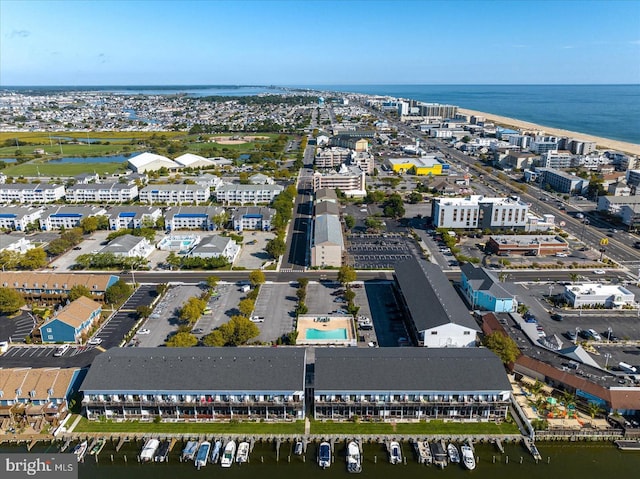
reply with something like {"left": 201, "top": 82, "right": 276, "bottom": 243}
{"left": 1, "top": 0, "right": 639, "bottom": 85}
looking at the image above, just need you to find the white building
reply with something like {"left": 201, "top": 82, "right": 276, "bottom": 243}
{"left": 248, "top": 173, "right": 274, "bottom": 185}
{"left": 349, "top": 151, "right": 374, "bottom": 174}
{"left": 41, "top": 206, "right": 107, "bottom": 230}
{"left": 65, "top": 182, "right": 139, "bottom": 203}
{"left": 0, "top": 206, "right": 44, "bottom": 231}
{"left": 127, "top": 152, "right": 181, "bottom": 173}
{"left": 214, "top": 183, "right": 284, "bottom": 205}
{"left": 314, "top": 147, "right": 352, "bottom": 169}
{"left": 139, "top": 184, "right": 210, "bottom": 205}
{"left": 187, "top": 173, "right": 224, "bottom": 190}
{"left": 164, "top": 206, "right": 226, "bottom": 231}
{"left": 540, "top": 150, "right": 573, "bottom": 169}
{"left": 311, "top": 214, "right": 344, "bottom": 268}
{"left": 0, "top": 236, "right": 35, "bottom": 254}
{"left": 173, "top": 153, "right": 215, "bottom": 169}
{"left": 107, "top": 206, "right": 162, "bottom": 230}
{"left": 231, "top": 207, "right": 275, "bottom": 231}
{"left": 563, "top": 283, "right": 635, "bottom": 309}
{"left": 189, "top": 235, "right": 240, "bottom": 264}
{"left": 99, "top": 234, "right": 153, "bottom": 259}
{"left": 312, "top": 165, "right": 366, "bottom": 198}
{"left": 0, "top": 183, "right": 65, "bottom": 204}
{"left": 432, "top": 195, "right": 529, "bottom": 230}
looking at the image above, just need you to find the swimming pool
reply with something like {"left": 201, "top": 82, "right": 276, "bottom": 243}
{"left": 306, "top": 328, "right": 348, "bottom": 340}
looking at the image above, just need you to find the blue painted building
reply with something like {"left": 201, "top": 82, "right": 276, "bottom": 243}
{"left": 40, "top": 296, "right": 103, "bottom": 344}
{"left": 459, "top": 263, "right": 515, "bottom": 313}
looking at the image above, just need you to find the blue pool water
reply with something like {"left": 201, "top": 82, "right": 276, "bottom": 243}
{"left": 306, "top": 328, "right": 347, "bottom": 340}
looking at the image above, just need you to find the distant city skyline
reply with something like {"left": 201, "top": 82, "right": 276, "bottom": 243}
{"left": 1, "top": 0, "right": 639, "bottom": 86}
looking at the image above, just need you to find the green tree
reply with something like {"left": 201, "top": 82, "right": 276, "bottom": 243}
{"left": 248, "top": 270, "right": 265, "bottom": 287}
{"left": 0, "top": 287, "right": 25, "bottom": 314}
{"left": 205, "top": 275, "right": 220, "bottom": 290}
{"left": 20, "top": 248, "right": 47, "bottom": 270}
{"left": 337, "top": 265, "right": 357, "bottom": 285}
{"left": 136, "top": 305, "right": 153, "bottom": 319}
{"left": 482, "top": 331, "right": 521, "bottom": 364}
{"left": 68, "top": 284, "right": 93, "bottom": 302}
{"left": 265, "top": 237, "right": 286, "bottom": 258}
{"left": 80, "top": 216, "right": 99, "bottom": 234}
{"left": 238, "top": 298, "right": 255, "bottom": 317}
{"left": 407, "top": 191, "right": 423, "bottom": 204}
{"left": 165, "top": 331, "right": 198, "bottom": 347}
{"left": 587, "top": 401, "right": 603, "bottom": 419}
{"left": 297, "top": 277, "right": 309, "bottom": 289}
{"left": 295, "top": 302, "right": 308, "bottom": 315}
{"left": 343, "top": 288, "right": 356, "bottom": 303}
{"left": 212, "top": 211, "right": 229, "bottom": 230}
{"left": 105, "top": 280, "right": 133, "bottom": 306}
{"left": 202, "top": 329, "right": 225, "bottom": 346}
{"left": 201, "top": 315, "right": 259, "bottom": 346}
{"left": 180, "top": 297, "right": 207, "bottom": 323}
{"left": 364, "top": 217, "right": 383, "bottom": 231}
{"left": 344, "top": 215, "right": 355, "bottom": 230}
{"left": 383, "top": 193, "right": 405, "bottom": 218}
{"left": 0, "top": 250, "right": 21, "bottom": 270}
{"left": 296, "top": 288, "right": 306, "bottom": 302}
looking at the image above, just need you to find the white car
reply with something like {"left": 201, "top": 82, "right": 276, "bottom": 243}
{"left": 250, "top": 316, "right": 265, "bottom": 323}
{"left": 555, "top": 253, "right": 568, "bottom": 257}
{"left": 593, "top": 269, "right": 606, "bottom": 275}
{"left": 87, "top": 338, "right": 102, "bottom": 345}
{"left": 137, "top": 328, "right": 150, "bottom": 335}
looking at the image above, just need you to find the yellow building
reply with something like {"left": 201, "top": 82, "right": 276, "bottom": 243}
{"left": 386, "top": 157, "right": 443, "bottom": 176}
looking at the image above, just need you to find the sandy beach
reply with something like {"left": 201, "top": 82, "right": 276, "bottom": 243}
{"left": 458, "top": 108, "right": 640, "bottom": 157}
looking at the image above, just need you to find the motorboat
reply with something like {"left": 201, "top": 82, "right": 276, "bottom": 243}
{"left": 461, "top": 445, "right": 476, "bottom": 470}
{"left": 447, "top": 443, "right": 460, "bottom": 463}
{"left": 318, "top": 441, "right": 331, "bottom": 469}
{"left": 346, "top": 441, "right": 362, "bottom": 473}
{"left": 72, "top": 441, "right": 88, "bottom": 462}
{"left": 89, "top": 438, "right": 105, "bottom": 456}
{"left": 236, "top": 441, "right": 250, "bottom": 463}
{"left": 389, "top": 441, "right": 402, "bottom": 465}
{"left": 195, "top": 441, "right": 210, "bottom": 468}
{"left": 210, "top": 440, "right": 222, "bottom": 464}
{"left": 294, "top": 440, "right": 304, "bottom": 456}
{"left": 140, "top": 438, "right": 160, "bottom": 463}
{"left": 181, "top": 441, "right": 199, "bottom": 462}
{"left": 220, "top": 440, "right": 236, "bottom": 468}
{"left": 154, "top": 440, "right": 170, "bottom": 462}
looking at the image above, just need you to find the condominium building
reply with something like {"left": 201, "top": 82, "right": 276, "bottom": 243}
{"left": 0, "top": 206, "right": 44, "bottom": 231}
{"left": 164, "top": 206, "right": 226, "bottom": 231}
{"left": 312, "top": 165, "right": 366, "bottom": 197}
{"left": 530, "top": 136, "right": 559, "bottom": 154}
{"left": 214, "top": 183, "right": 284, "bottom": 205}
{"left": 231, "top": 207, "right": 275, "bottom": 231}
{"left": 536, "top": 168, "right": 588, "bottom": 194}
{"left": 539, "top": 150, "right": 573, "bottom": 169}
{"left": 139, "top": 184, "right": 210, "bottom": 205}
{"left": 0, "top": 183, "right": 65, "bottom": 204}
{"left": 107, "top": 206, "right": 162, "bottom": 230}
{"left": 431, "top": 195, "right": 529, "bottom": 230}
{"left": 314, "top": 147, "right": 352, "bottom": 169}
{"left": 41, "top": 206, "right": 107, "bottom": 230}
{"left": 65, "top": 182, "right": 139, "bottom": 203}
{"left": 349, "top": 151, "right": 374, "bottom": 174}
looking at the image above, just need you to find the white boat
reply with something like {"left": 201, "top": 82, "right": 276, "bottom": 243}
{"left": 346, "top": 441, "right": 362, "bottom": 473}
{"left": 236, "top": 441, "right": 250, "bottom": 463}
{"left": 89, "top": 438, "right": 105, "bottom": 456}
{"left": 195, "top": 441, "right": 210, "bottom": 468}
{"left": 461, "top": 445, "right": 476, "bottom": 470}
{"left": 210, "top": 440, "right": 222, "bottom": 464}
{"left": 72, "top": 441, "right": 88, "bottom": 462}
{"left": 389, "top": 441, "right": 402, "bottom": 465}
{"left": 447, "top": 443, "right": 460, "bottom": 463}
{"left": 181, "top": 441, "right": 199, "bottom": 462}
{"left": 140, "top": 438, "right": 160, "bottom": 463}
{"left": 294, "top": 440, "right": 304, "bottom": 456}
{"left": 318, "top": 441, "right": 331, "bottom": 469}
{"left": 220, "top": 440, "right": 236, "bottom": 468}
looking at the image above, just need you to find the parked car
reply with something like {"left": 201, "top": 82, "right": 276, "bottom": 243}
{"left": 137, "top": 328, "right": 150, "bottom": 335}
{"left": 53, "top": 345, "right": 70, "bottom": 357}
{"left": 565, "top": 330, "right": 578, "bottom": 341}
{"left": 87, "top": 338, "right": 102, "bottom": 345}
{"left": 250, "top": 316, "right": 265, "bottom": 323}
{"left": 593, "top": 269, "right": 606, "bottom": 275}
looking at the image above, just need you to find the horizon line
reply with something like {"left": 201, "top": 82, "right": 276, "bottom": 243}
{"left": 2, "top": 83, "right": 639, "bottom": 88}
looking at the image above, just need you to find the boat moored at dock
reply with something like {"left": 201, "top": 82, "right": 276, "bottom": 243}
{"left": 210, "top": 440, "right": 222, "bottom": 464}
{"left": 318, "top": 441, "right": 331, "bottom": 469}
{"left": 154, "top": 440, "right": 170, "bottom": 462}
{"left": 447, "top": 443, "right": 460, "bottom": 464}
{"left": 181, "top": 441, "right": 198, "bottom": 462}
{"left": 461, "top": 444, "right": 476, "bottom": 470}
{"left": 72, "top": 441, "right": 88, "bottom": 463}
{"left": 195, "top": 441, "right": 210, "bottom": 468}
{"left": 140, "top": 439, "right": 160, "bottom": 463}
{"left": 89, "top": 438, "right": 105, "bottom": 456}
{"left": 236, "top": 441, "right": 250, "bottom": 463}
{"left": 220, "top": 440, "right": 236, "bottom": 468}
{"left": 346, "top": 441, "right": 362, "bottom": 473}
{"left": 388, "top": 441, "right": 402, "bottom": 465}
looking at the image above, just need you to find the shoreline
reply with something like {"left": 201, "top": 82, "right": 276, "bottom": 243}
{"left": 457, "top": 107, "right": 640, "bottom": 157}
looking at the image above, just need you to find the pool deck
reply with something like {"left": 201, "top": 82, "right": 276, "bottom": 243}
{"left": 296, "top": 315, "right": 357, "bottom": 346}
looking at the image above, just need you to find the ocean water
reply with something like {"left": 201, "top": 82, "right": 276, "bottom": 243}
{"left": 311, "top": 84, "right": 640, "bottom": 145}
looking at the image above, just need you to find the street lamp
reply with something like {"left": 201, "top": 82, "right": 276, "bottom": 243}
{"left": 604, "top": 353, "right": 612, "bottom": 370}
{"left": 607, "top": 327, "right": 612, "bottom": 342}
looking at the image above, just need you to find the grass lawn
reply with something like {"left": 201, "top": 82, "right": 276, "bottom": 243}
{"left": 310, "top": 420, "right": 520, "bottom": 435}
{"left": 2, "top": 161, "right": 128, "bottom": 177}
{"left": 0, "top": 131, "right": 185, "bottom": 143}
{"left": 73, "top": 417, "right": 305, "bottom": 434}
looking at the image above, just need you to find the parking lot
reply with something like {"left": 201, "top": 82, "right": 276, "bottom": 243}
{"left": 0, "top": 344, "right": 101, "bottom": 368}
{"left": 234, "top": 231, "right": 276, "bottom": 270}
{"left": 0, "top": 311, "right": 35, "bottom": 343}
{"left": 346, "top": 233, "right": 415, "bottom": 269}
{"left": 121, "top": 284, "right": 158, "bottom": 310}
{"left": 97, "top": 310, "right": 138, "bottom": 349}
{"left": 252, "top": 282, "right": 299, "bottom": 343}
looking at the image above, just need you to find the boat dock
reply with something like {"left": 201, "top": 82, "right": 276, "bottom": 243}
{"left": 493, "top": 438, "right": 504, "bottom": 454}
{"left": 522, "top": 437, "right": 542, "bottom": 461}
{"left": 614, "top": 440, "right": 640, "bottom": 451}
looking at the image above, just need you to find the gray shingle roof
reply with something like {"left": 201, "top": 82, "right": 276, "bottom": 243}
{"left": 394, "top": 258, "right": 479, "bottom": 332}
{"left": 100, "top": 234, "right": 147, "bottom": 254}
{"left": 315, "top": 201, "right": 340, "bottom": 216}
{"left": 81, "top": 347, "right": 306, "bottom": 393}
{"left": 314, "top": 348, "right": 510, "bottom": 392}
{"left": 460, "top": 263, "right": 514, "bottom": 299}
